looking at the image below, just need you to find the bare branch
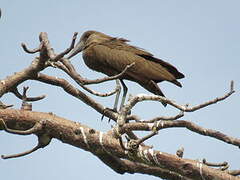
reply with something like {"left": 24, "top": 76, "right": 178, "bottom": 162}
{"left": 0, "top": 32, "right": 238, "bottom": 179}
{"left": 54, "top": 60, "right": 121, "bottom": 97}
{"left": 202, "top": 158, "right": 228, "bottom": 168}
{"left": 126, "top": 114, "right": 141, "bottom": 122}
{"left": 76, "top": 80, "right": 120, "bottom": 97}
{"left": 1, "top": 133, "right": 51, "bottom": 159}
{"left": 58, "top": 59, "right": 135, "bottom": 85}
{"left": 11, "top": 87, "right": 46, "bottom": 102}
{"left": 0, "top": 108, "right": 239, "bottom": 180}
{"left": 52, "top": 32, "right": 78, "bottom": 61}
{"left": 1, "top": 118, "right": 51, "bottom": 159}
{"left": 21, "top": 43, "right": 42, "bottom": 54}
{"left": 33, "top": 73, "right": 119, "bottom": 120}
{"left": 135, "top": 130, "right": 158, "bottom": 147}
{"left": 123, "top": 81, "right": 235, "bottom": 113}
{"left": 123, "top": 120, "right": 240, "bottom": 148}
{"left": 1, "top": 143, "right": 41, "bottom": 159}
{"left": 39, "top": 32, "right": 56, "bottom": 60}
{"left": 142, "top": 111, "right": 184, "bottom": 123}
{"left": 81, "top": 62, "right": 135, "bottom": 85}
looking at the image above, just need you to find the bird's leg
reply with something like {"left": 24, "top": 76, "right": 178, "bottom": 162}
{"left": 113, "top": 84, "right": 121, "bottom": 112}
{"left": 120, "top": 80, "right": 128, "bottom": 110}
{"left": 101, "top": 80, "right": 121, "bottom": 122}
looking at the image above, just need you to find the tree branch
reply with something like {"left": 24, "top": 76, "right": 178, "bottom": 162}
{"left": 11, "top": 86, "right": 46, "bottom": 102}
{"left": 0, "top": 108, "right": 238, "bottom": 180}
{"left": 122, "top": 120, "right": 240, "bottom": 148}
{"left": 0, "top": 32, "right": 238, "bottom": 179}
{"left": 33, "top": 73, "right": 118, "bottom": 120}
{"left": 123, "top": 80, "right": 235, "bottom": 113}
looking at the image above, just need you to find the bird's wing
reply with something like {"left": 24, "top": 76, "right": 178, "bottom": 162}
{"left": 101, "top": 38, "right": 154, "bottom": 57}
{"left": 89, "top": 42, "right": 179, "bottom": 84}
{"left": 100, "top": 39, "right": 185, "bottom": 80}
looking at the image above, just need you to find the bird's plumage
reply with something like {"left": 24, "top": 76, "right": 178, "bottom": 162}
{"left": 68, "top": 30, "right": 184, "bottom": 98}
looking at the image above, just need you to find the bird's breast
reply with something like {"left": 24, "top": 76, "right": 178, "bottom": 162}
{"left": 82, "top": 50, "right": 101, "bottom": 71}
{"left": 82, "top": 48, "right": 118, "bottom": 76}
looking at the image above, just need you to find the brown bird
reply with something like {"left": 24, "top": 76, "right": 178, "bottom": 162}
{"left": 67, "top": 30, "right": 184, "bottom": 109}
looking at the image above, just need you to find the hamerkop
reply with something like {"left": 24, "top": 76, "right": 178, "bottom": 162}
{"left": 68, "top": 30, "right": 184, "bottom": 108}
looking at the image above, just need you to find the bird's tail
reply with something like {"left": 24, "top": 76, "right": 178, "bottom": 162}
{"left": 140, "top": 80, "right": 167, "bottom": 107}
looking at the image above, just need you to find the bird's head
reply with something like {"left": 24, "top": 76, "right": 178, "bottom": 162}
{"left": 67, "top": 30, "right": 111, "bottom": 59}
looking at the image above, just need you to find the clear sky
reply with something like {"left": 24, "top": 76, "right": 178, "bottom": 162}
{"left": 0, "top": 1, "right": 239, "bottom": 180}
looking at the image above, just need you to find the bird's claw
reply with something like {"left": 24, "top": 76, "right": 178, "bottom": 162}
{"left": 101, "top": 107, "right": 118, "bottom": 122}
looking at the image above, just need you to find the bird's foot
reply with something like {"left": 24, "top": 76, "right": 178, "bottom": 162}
{"left": 101, "top": 107, "right": 118, "bottom": 123}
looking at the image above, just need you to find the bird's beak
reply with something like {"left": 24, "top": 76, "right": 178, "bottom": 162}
{"left": 67, "top": 40, "right": 84, "bottom": 59}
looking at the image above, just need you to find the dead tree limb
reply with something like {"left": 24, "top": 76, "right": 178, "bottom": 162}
{"left": 0, "top": 109, "right": 238, "bottom": 180}
{"left": 0, "top": 32, "right": 238, "bottom": 180}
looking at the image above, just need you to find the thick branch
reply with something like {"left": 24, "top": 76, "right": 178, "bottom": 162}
{"left": 0, "top": 57, "right": 45, "bottom": 97}
{"left": 0, "top": 108, "right": 238, "bottom": 180}
{"left": 0, "top": 32, "right": 238, "bottom": 179}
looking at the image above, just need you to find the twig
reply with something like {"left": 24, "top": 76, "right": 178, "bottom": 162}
{"left": 202, "top": 159, "right": 229, "bottom": 171}
{"left": 78, "top": 80, "right": 120, "bottom": 97}
{"left": 54, "top": 60, "right": 134, "bottom": 97}
{"left": 136, "top": 130, "right": 158, "bottom": 146}
{"left": 123, "top": 120, "right": 240, "bottom": 148}
{"left": 58, "top": 60, "right": 135, "bottom": 85}
{"left": 124, "top": 81, "right": 235, "bottom": 113}
{"left": 54, "top": 60, "right": 122, "bottom": 97}
{"left": 21, "top": 43, "right": 42, "bottom": 54}
{"left": 11, "top": 87, "right": 46, "bottom": 101}
{"left": 202, "top": 158, "right": 228, "bottom": 167}
{"left": 1, "top": 118, "right": 51, "bottom": 159}
{"left": 126, "top": 114, "right": 141, "bottom": 122}
{"left": 142, "top": 111, "right": 184, "bottom": 123}
{"left": 1, "top": 133, "right": 51, "bottom": 159}
{"left": 176, "top": 147, "right": 184, "bottom": 158}
{"left": 82, "top": 62, "right": 135, "bottom": 85}
{"left": 121, "top": 131, "right": 158, "bottom": 152}
{"left": 1, "top": 144, "right": 41, "bottom": 159}
{"left": 52, "top": 61, "right": 70, "bottom": 73}
{"left": 52, "top": 32, "right": 78, "bottom": 61}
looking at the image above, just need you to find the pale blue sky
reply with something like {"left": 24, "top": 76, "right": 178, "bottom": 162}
{"left": 0, "top": 1, "right": 239, "bottom": 180}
